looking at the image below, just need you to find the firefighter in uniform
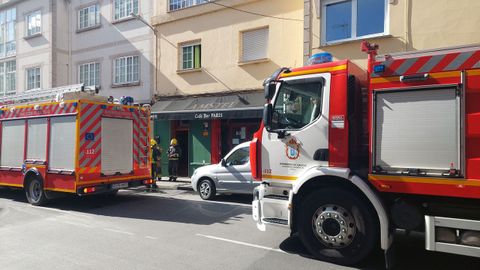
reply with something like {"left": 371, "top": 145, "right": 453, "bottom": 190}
{"left": 149, "top": 138, "right": 162, "bottom": 191}
{"left": 167, "top": 138, "right": 181, "bottom": 181}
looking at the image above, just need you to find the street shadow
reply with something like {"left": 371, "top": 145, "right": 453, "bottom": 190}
{"left": 0, "top": 188, "right": 29, "bottom": 203}
{"left": 0, "top": 188, "right": 251, "bottom": 226}
{"left": 212, "top": 194, "right": 253, "bottom": 205}
{"left": 278, "top": 231, "right": 480, "bottom": 270}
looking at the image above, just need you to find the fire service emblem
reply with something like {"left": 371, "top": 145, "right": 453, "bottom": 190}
{"left": 285, "top": 138, "right": 300, "bottom": 160}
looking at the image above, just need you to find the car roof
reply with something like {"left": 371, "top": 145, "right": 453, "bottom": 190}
{"left": 238, "top": 141, "right": 251, "bottom": 148}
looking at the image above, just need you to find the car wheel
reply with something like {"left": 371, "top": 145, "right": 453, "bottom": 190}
{"left": 25, "top": 176, "right": 48, "bottom": 206}
{"left": 298, "top": 188, "right": 378, "bottom": 266}
{"left": 198, "top": 179, "right": 216, "bottom": 200}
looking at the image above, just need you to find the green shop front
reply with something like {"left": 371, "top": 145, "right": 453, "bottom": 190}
{"left": 151, "top": 91, "right": 264, "bottom": 177}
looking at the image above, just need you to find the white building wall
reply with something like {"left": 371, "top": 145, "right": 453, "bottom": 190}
{"left": 70, "top": 0, "right": 154, "bottom": 103}
{"left": 0, "top": 0, "right": 154, "bottom": 103}
{"left": 6, "top": 0, "right": 52, "bottom": 93}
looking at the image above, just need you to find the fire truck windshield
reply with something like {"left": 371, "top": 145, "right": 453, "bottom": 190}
{"left": 271, "top": 80, "right": 323, "bottom": 130}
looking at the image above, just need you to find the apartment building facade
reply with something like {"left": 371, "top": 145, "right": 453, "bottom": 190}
{"left": 69, "top": 0, "right": 154, "bottom": 103}
{"left": 304, "top": 0, "right": 480, "bottom": 67}
{"left": 0, "top": 0, "right": 154, "bottom": 103}
{"left": 0, "top": 0, "right": 63, "bottom": 97}
{"left": 151, "top": 0, "right": 303, "bottom": 176}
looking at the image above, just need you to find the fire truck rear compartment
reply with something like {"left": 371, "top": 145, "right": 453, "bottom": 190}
{"left": 373, "top": 86, "right": 461, "bottom": 177}
{"left": 101, "top": 117, "right": 134, "bottom": 176}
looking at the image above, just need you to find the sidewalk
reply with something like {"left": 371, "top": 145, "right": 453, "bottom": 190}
{"left": 153, "top": 177, "right": 194, "bottom": 191}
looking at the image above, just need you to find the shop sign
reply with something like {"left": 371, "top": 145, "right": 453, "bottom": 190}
{"left": 194, "top": 112, "right": 224, "bottom": 119}
{"left": 189, "top": 101, "right": 236, "bottom": 110}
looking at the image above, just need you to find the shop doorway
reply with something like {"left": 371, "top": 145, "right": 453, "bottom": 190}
{"left": 175, "top": 130, "right": 189, "bottom": 177}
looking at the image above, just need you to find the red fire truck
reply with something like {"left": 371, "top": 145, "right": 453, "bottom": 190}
{"left": 251, "top": 43, "right": 480, "bottom": 266}
{"left": 0, "top": 84, "right": 153, "bottom": 205}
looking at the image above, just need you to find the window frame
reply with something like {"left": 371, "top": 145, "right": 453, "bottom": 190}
{"left": 113, "top": 55, "right": 140, "bottom": 86}
{"left": 113, "top": 0, "right": 139, "bottom": 21}
{"left": 320, "top": 0, "right": 389, "bottom": 46}
{"left": 26, "top": 66, "right": 41, "bottom": 91}
{"left": 79, "top": 61, "right": 100, "bottom": 87}
{"left": 0, "top": 60, "right": 16, "bottom": 95}
{"left": 239, "top": 26, "right": 269, "bottom": 63}
{"left": 25, "top": 9, "right": 42, "bottom": 38}
{"left": 179, "top": 41, "right": 201, "bottom": 71}
{"left": 77, "top": 3, "right": 101, "bottom": 31}
{"left": 0, "top": 8, "right": 17, "bottom": 59}
{"left": 168, "top": 0, "right": 209, "bottom": 12}
{"left": 271, "top": 77, "right": 325, "bottom": 131}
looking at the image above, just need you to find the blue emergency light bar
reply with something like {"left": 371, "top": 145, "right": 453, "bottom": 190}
{"left": 308, "top": 52, "right": 333, "bottom": 65}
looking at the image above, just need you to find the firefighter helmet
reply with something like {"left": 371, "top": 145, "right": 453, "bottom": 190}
{"left": 150, "top": 139, "right": 157, "bottom": 146}
{"left": 170, "top": 138, "right": 178, "bottom": 146}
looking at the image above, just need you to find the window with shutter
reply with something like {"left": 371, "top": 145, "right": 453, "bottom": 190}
{"left": 180, "top": 43, "right": 201, "bottom": 70}
{"left": 241, "top": 27, "right": 269, "bottom": 62}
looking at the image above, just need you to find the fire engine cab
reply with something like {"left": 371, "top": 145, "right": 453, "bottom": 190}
{"left": 251, "top": 43, "right": 480, "bottom": 266}
{"left": 0, "top": 84, "right": 152, "bottom": 205}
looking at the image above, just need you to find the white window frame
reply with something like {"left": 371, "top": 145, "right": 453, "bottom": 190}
{"left": 240, "top": 27, "right": 269, "bottom": 63}
{"left": 113, "top": 0, "right": 139, "bottom": 21}
{"left": 26, "top": 66, "right": 41, "bottom": 91}
{"left": 168, "top": 0, "right": 208, "bottom": 12}
{"left": 180, "top": 42, "right": 201, "bottom": 71}
{"left": 0, "top": 60, "right": 16, "bottom": 95}
{"left": 79, "top": 62, "right": 100, "bottom": 87}
{"left": 113, "top": 55, "right": 139, "bottom": 85}
{"left": 321, "top": 0, "right": 389, "bottom": 45}
{"left": 78, "top": 4, "right": 101, "bottom": 30}
{"left": 25, "top": 10, "right": 42, "bottom": 37}
{"left": 0, "top": 8, "right": 17, "bottom": 58}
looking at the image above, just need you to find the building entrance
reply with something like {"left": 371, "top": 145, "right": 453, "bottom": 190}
{"left": 175, "top": 130, "right": 189, "bottom": 177}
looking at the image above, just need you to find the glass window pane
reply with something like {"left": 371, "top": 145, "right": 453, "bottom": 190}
{"left": 357, "top": 0, "right": 385, "bottom": 36}
{"left": 325, "top": 0, "right": 352, "bottom": 42}
{"left": 273, "top": 80, "right": 324, "bottom": 130}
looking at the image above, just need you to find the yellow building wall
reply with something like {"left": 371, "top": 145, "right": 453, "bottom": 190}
{"left": 153, "top": 0, "right": 303, "bottom": 96}
{"left": 309, "top": 0, "right": 480, "bottom": 69}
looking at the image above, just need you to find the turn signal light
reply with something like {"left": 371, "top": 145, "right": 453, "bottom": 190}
{"left": 83, "top": 187, "right": 96, "bottom": 193}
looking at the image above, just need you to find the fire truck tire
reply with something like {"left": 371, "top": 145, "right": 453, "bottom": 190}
{"left": 198, "top": 179, "right": 216, "bottom": 200}
{"left": 25, "top": 176, "right": 48, "bottom": 206}
{"left": 298, "top": 188, "right": 378, "bottom": 266}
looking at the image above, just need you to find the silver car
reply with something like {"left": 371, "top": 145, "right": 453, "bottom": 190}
{"left": 191, "top": 141, "right": 259, "bottom": 200}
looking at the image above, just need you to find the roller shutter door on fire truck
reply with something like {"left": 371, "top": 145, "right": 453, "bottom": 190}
{"left": 101, "top": 118, "right": 133, "bottom": 175}
{"left": 374, "top": 87, "right": 460, "bottom": 174}
{"left": 50, "top": 116, "right": 76, "bottom": 171}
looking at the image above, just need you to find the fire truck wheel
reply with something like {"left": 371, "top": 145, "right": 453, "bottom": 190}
{"left": 198, "top": 179, "right": 216, "bottom": 200}
{"left": 298, "top": 188, "right": 378, "bottom": 266}
{"left": 25, "top": 176, "right": 48, "bottom": 206}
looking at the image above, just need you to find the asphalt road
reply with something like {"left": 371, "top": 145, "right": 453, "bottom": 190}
{"left": 0, "top": 188, "right": 478, "bottom": 270}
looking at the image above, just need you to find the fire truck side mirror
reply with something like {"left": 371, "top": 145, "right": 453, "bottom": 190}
{"left": 264, "top": 80, "right": 277, "bottom": 100}
{"left": 263, "top": 103, "right": 273, "bottom": 130}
